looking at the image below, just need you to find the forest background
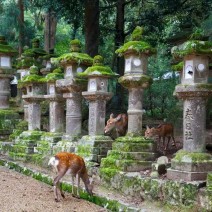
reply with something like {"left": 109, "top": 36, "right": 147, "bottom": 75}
{"left": 0, "top": 0, "right": 211, "bottom": 127}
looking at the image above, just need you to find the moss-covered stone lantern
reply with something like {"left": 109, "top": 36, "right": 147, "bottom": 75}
{"left": 76, "top": 55, "right": 116, "bottom": 163}
{"left": 167, "top": 32, "right": 212, "bottom": 181}
{"left": 20, "top": 65, "right": 46, "bottom": 130}
{"left": 100, "top": 27, "right": 157, "bottom": 177}
{"left": 44, "top": 68, "right": 65, "bottom": 133}
{"left": 0, "top": 36, "right": 17, "bottom": 108}
{"left": 54, "top": 39, "right": 93, "bottom": 145}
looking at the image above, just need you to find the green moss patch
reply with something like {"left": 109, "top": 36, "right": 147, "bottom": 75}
{"left": 53, "top": 52, "right": 93, "bottom": 66}
{"left": 18, "top": 74, "right": 46, "bottom": 88}
{"left": 172, "top": 61, "right": 183, "bottom": 72}
{"left": 172, "top": 40, "right": 212, "bottom": 59}
{"left": 118, "top": 74, "right": 153, "bottom": 88}
{"left": 78, "top": 65, "right": 117, "bottom": 77}
{"left": 116, "top": 40, "right": 156, "bottom": 56}
{"left": 174, "top": 150, "right": 212, "bottom": 162}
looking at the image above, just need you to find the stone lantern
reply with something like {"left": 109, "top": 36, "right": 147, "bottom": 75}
{"left": 100, "top": 27, "right": 157, "bottom": 174}
{"left": 54, "top": 39, "right": 93, "bottom": 146}
{"left": 167, "top": 34, "right": 212, "bottom": 181}
{"left": 0, "top": 36, "right": 17, "bottom": 108}
{"left": 44, "top": 68, "right": 65, "bottom": 133}
{"left": 76, "top": 55, "right": 116, "bottom": 163}
{"left": 21, "top": 65, "right": 46, "bottom": 130}
{"left": 17, "top": 39, "right": 47, "bottom": 119}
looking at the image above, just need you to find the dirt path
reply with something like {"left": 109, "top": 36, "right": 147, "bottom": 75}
{"left": 0, "top": 166, "right": 106, "bottom": 212}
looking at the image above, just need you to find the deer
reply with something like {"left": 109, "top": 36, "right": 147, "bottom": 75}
{"left": 104, "top": 113, "right": 128, "bottom": 138}
{"left": 48, "top": 152, "right": 93, "bottom": 202}
{"left": 145, "top": 123, "right": 177, "bottom": 151}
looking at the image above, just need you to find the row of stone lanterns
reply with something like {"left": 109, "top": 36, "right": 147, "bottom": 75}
{"left": 2, "top": 28, "right": 211, "bottom": 183}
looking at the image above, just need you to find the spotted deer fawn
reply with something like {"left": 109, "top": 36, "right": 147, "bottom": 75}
{"left": 48, "top": 152, "right": 93, "bottom": 202}
{"left": 145, "top": 123, "right": 176, "bottom": 151}
{"left": 104, "top": 113, "right": 128, "bottom": 138}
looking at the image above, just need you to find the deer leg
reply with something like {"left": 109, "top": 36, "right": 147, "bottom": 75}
{"left": 158, "top": 136, "right": 161, "bottom": 150}
{"left": 165, "top": 136, "right": 171, "bottom": 151}
{"left": 53, "top": 170, "right": 66, "bottom": 202}
{"left": 59, "top": 182, "right": 65, "bottom": 198}
{"left": 171, "top": 136, "right": 177, "bottom": 148}
{"left": 71, "top": 175, "right": 75, "bottom": 197}
{"left": 76, "top": 174, "right": 80, "bottom": 197}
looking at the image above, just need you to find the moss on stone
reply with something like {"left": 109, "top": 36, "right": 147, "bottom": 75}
{"left": 118, "top": 74, "right": 153, "bottom": 88}
{"left": 174, "top": 150, "right": 212, "bottom": 162}
{"left": 172, "top": 61, "right": 183, "bottom": 72}
{"left": 116, "top": 136, "right": 153, "bottom": 143}
{"left": 18, "top": 74, "right": 46, "bottom": 88}
{"left": 70, "top": 39, "right": 81, "bottom": 46}
{"left": 116, "top": 40, "right": 156, "bottom": 57}
{"left": 0, "top": 36, "right": 17, "bottom": 55}
{"left": 131, "top": 26, "right": 144, "bottom": 41}
{"left": 78, "top": 65, "right": 117, "bottom": 77}
{"left": 53, "top": 52, "right": 93, "bottom": 66}
{"left": 44, "top": 72, "right": 64, "bottom": 82}
{"left": 171, "top": 40, "right": 212, "bottom": 59}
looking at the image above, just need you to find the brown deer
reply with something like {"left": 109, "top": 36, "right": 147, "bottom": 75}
{"left": 104, "top": 113, "right": 128, "bottom": 138}
{"left": 48, "top": 152, "right": 93, "bottom": 202}
{"left": 145, "top": 123, "right": 176, "bottom": 151}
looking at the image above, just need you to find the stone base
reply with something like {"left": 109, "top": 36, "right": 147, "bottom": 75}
{"left": 75, "top": 135, "right": 113, "bottom": 163}
{"left": 100, "top": 136, "right": 157, "bottom": 172}
{"left": 167, "top": 151, "right": 212, "bottom": 181}
{"left": 167, "top": 168, "right": 209, "bottom": 181}
{"left": 62, "top": 134, "right": 81, "bottom": 142}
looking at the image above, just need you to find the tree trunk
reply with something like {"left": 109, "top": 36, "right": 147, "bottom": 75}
{"left": 44, "top": 10, "right": 57, "bottom": 53}
{"left": 114, "top": 0, "right": 125, "bottom": 76}
{"left": 113, "top": 0, "right": 126, "bottom": 112}
{"left": 84, "top": 0, "right": 99, "bottom": 57}
{"left": 18, "top": 0, "right": 24, "bottom": 56}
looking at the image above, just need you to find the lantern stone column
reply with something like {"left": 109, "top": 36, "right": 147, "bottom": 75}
{"left": 76, "top": 55, "right": 114, "bottom": 163}
{"left": 167, "top": 35, "right": 212, "bottom": 181}
{"left": 100, "top": 27, "right": 157, "bottom": 174}
{"left": 0, "top": 36, "right": 17, "bottom": 108}
{"left": 53, "top": 39, "right": 93, "bottom": 153}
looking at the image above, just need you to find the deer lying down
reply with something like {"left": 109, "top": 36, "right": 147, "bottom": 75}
{"left": 104, "top": 113, "right": 128, "bottom": 138}
{"left": 48, "top": 152, "right": 93, "bottom": 202}
{"left": 145, "top": 123, "right": 177, "bottom": 151}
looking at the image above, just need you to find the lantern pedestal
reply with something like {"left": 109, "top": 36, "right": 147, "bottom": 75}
{"left": 76, "top": 92, "right": 113, "bottom": 163}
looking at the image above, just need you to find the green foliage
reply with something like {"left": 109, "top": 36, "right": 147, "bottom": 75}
{"left": 144, "top": 43, "right": 180, "bottom": 121}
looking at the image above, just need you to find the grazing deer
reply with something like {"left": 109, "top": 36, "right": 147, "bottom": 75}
{"left": 48, "top": 152, "right": 93, "bottom": 202}
{"left": 145, "top": 123, "right": 176, "bottom": 151}
{"left": 104, "top": 113, "right": 128, "bottom": 138}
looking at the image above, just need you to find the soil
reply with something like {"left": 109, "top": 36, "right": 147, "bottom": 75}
{"left": 0, "top": 166, "right": 106, "bottom": 212}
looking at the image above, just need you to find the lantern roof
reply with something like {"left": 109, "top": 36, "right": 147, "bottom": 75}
{"left": 78, "top": 55, "right": 118, "bottom": 78}
{"left": 171, "top": 31, "right": 212, "bottom": 59}
{"left": 115, "top": 26, "right": 156, "bottom": 57}
{"left": 52, "top": 39, "right": 93, "bottom": 66}
{"left": 0, "top": 36, "right": 17, "bottom": 55}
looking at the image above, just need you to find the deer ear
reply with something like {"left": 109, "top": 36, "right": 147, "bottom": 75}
{"left": 116, "top": 114, "right": 122, "bottom": 121}
{"left": 146, "top": 125, "right": 150, "bottom": 130}
{"left": 110, "top": 113, "right": 114, "bottom": 118}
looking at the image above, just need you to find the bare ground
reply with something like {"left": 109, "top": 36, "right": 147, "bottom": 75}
{"left": 0, "top": 166, "right": 106, "bottom": 212}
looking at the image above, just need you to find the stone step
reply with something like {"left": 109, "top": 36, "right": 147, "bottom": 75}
{"left": 107, "top": 150, "right": 158, "bottom": 161}
{"left": 101, "top": 157, "right": 153, "bottom": 172}
{"left": 112, "top": 141, "right": 156, "bottom": 152}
